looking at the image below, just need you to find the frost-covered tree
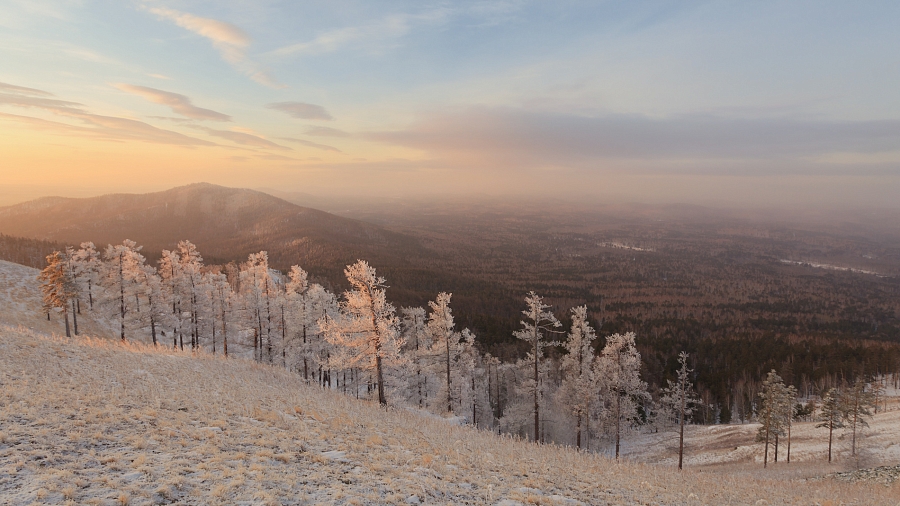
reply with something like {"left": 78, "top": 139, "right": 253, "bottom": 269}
{"left": 427, "top": 292, "right": 458, "bottom": 413}
{"left": 514, "top": 291, "right": 561, "bottom": 442}
{"left": 70, "top": 242, "right": 100, "bottom": 311}
{"left": 755, "top": 370, "right": 792, "bottom": 468}
{"left": 319, "top": 260, "right": 403, "bottom": 406}
{"left": 844, "top": 379, "right": 874, "bottom": 457}
{"left": 240, "top": 251, "right": 277, "bottom": 361}
{"left": 100, "top": 240, "right": 146, "bottom": 342}
{"left": 158, "top": 249, "right": 185, "bottom": 349}
{"left": 38, "top": 250, "right": 76, "bottom": 337}
{"left": 595, "top": 332, "right": 648, "bottom": 459}
{"left": 555, "top": 306, "right": 597, "bottom": 449}
{"left": 176, "top": 241, "right": 205, "bottom": 351}
{"left": 659, "top": 351, "right": 699, "bottom": 469}
{"left": 816, "top": 387, "right": 845, "bottom": 462}
{"left": 401, "top": 306, "right": 432, "bottom": 408}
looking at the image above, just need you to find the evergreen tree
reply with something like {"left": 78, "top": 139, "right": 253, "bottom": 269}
{"left": 427, "top": 292, "right": 458, "bottom": 413}
{"left": 38, "top": 250, "right": 75, "bottom": 337}
{"left": 319, "top": 260, "right": 403, "bottom": 406}
{"left": 659, "top": 351, "right": 699, "bottom": 469}
{"left": 844, "top": 379, "right": 874, "bottom": 457}
{"left": 595, "top": 331, "right": 649, "bottom": 459}
{"left": 513, "top": 291, "right": 561, "bottom": 442}
{"left": 555, "top": 305, "right": 597, "bottom": 449}
{"left": 816, "top": 387, "right": 845, "bottom": 463}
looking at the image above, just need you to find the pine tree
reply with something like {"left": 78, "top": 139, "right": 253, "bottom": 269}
{"left": 401, "top": 306, "right": 431, "bottom": 408}
{"left": 595, "top": 331, "right": 649, "bottom": 459}
{"left": 659, "top": 351, "right": 699, "bottom": 469}
{"left": 816, "top": 387, "right": 845, "bottom": 463}
{"left": 38, "top": 250, "right": 75, "bottom": 337}
{"left": 427, "top": 292, "right": 458, "bottom": 413}
{"left": 513, "top": 291, "right": 561, "bottom": 442}
{"left": 555, "top": 305, "right": 597, "bottom": 449}
{"left": 71, "top": 242, "right": 100, "bottom": 311}
{"left": 100, "top": 240, "right": 145, "bottom": 342}
{"left": 755, "top": 370, "right": 792, "bottom": 468}
{"left": 844, "top": 379, "right": 874, "bottom": 457}
{"left": 319, "top": 260, "right": 403, "bottom": 406}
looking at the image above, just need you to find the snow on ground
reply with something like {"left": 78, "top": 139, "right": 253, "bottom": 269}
{"left": 0, "top": 260, "right": 115, "bottom": 339}
{"left": 1, "top": 326, "right": 896, "bottom": 505}
{"left": 622, "top": 389, "right": 900, "bottom": 485}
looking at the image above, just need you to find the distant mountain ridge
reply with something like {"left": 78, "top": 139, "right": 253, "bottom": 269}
{"left": 0, "top": 183, "right": 422, "bottom": 277}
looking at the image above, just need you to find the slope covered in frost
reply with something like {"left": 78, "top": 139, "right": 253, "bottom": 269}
{"left": 1, "top": 326, "right": 895, "bottom": 505}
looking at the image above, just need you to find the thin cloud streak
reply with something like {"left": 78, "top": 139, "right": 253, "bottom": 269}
{"left": 0, "top": 82, "right": 53, "bottom": 97}
{"left": 115, "top": 84, "right": 231, "bottom": 122}
{"left": 279, "top": 137, "right": 341, "bottom": 152}
{"left": 305, "top": 126, "right": 351, "bottom": 137}
{"left": 198, "top": 127, "right": 292, "bottom": 151}
{"left": 0, "top": 83, "right": 215, "bottom": 146}
{"left": 270, "top": 9, "right": 450, "bottom": 57}
{"left": 146, "top": 7, "right": 283, "bottom": 89}
{"left": 267, "top": 102, "right": 332, "bottom": 120}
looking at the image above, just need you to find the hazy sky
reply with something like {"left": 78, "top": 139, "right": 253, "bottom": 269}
{"left": 1, "top": 1, "right": 899, "bottom": 207}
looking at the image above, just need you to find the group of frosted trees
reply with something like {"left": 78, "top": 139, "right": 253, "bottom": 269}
{"left": 37, "top": 240, "right": 880, "bottom": 463}
{"left": 754, "top": 369, "right": 878, "bottom": 466}
{"left": 38, "top": 240, "right": 672, "bottom": 455}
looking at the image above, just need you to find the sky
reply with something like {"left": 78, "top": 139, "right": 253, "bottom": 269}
{"left": 1, "top": 1, "right": 899, "bottom": 208}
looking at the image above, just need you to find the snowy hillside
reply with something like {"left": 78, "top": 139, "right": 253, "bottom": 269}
{"left": 1, "top": 326, "right": 896, "bottom": 505}
{"left": 0, "top": 260, "right": 115, "bottom": 339}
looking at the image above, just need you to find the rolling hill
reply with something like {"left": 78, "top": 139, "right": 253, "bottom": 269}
{"left": 0, "top": 183, "right": 423, "bottom": 282}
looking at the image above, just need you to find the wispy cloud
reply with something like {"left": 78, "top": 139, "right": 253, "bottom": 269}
{"left": 305, "top": 126, "right": 351, "bottom": 137}
{"left": 115, "top": 84, "right": 231, "bottom": 122}
{"left": 197, "top": 127, "right": 291, "bottom": 151}
{"left": 146, "top": 6, "right": 282, "bottom": 88}
{"left": 0, "top": 82, "right": 53, "bottom": 97}
{"left": 271, "top": 10, "right": 449, "bottom": 57}
{"left": 267, "top": 102, "right": 332, "bottom": 121}
{"left": 279, "top": 137, "right": 341, "bottom": 153}
{"left": 0, "top": 82, "right": 215, "bottom": 146}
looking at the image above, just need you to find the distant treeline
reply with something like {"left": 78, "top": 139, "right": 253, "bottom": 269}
{"left": 0, "top": 234, "right": 67, "bottom": 269}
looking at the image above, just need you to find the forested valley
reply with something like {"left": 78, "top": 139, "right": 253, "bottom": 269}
{"left": 4, "top": 185, "right": 900, "bottom": 450}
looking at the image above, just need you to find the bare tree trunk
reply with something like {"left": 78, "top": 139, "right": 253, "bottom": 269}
{"left": 787, "top": 420, "right": 791, "bottom": 463}
{"left": 827, "top": 420, "right": 833, "bottom": 462}
{"left": 118, "top": 253, "right": 126, "bottom": 342}
{"left": 534, "top": 327, "right": 540, "bottom": 442}
{"left": 678, "top": 373, "right": 686, "bottom": 470}
{"left": 615, "top": 389, "right": 621, "bottom": 459}
{"left": 71, "top": 299, "right": 79, "bottom": 335}
{"left": 446, "top": 331, "right": 453, "bottom": 413}
{"left": 63, "top": 304, "right": 71, "bottom": 338}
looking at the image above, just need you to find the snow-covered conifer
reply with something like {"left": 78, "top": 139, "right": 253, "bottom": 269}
{"left": 594, "top": 331, "right": 649, "bottom": 459}
{"left": 319, "top": 260, "right": 403, "bottom": 406}
{"left": 38, "top": 250, "right": 76, "bottom": 337}
{"left": 555, "top": 305, "right": 597, "bottom": 449}
{"left": 659, "top": 351, "right": 699, "bottom": 469}
{"left": 514, "top": 291, "right": 561, "bottom": 442}
{"left": 427, "top": 292, "right": 458, "bottom": 413}
{"left": 816, "top": 387, "right": 845, "bottom": 462}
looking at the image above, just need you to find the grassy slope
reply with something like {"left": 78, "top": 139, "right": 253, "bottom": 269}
{"left": 1, "top": 327, "right": 896, "bottom": 506}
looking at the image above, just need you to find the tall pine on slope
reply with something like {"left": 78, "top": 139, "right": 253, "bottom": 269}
{"left": 555, "top": 305, "right": 597, "bottom": 449}
{"left": 844, "top": 379, "right": 874, "bottom": 457}
{"left": 427, "top": 292, "right": 458, "bottom": 414}
{"left": 514, "top": 291, "right": 561, "bottom": 442}
{"left": 595, "top": 332, "right": 649, "bottom": 459}
{"left": 660, "top": 351, "right": 699, "bottom": 469}
{"left": 319, "top": 260, "right": 404, "bottom": 406}
{"left": 38, "top": 250, "right": 76, "bottom": 337}
{"left": 816, "top": 387, "right": 845, "bottom": 462}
